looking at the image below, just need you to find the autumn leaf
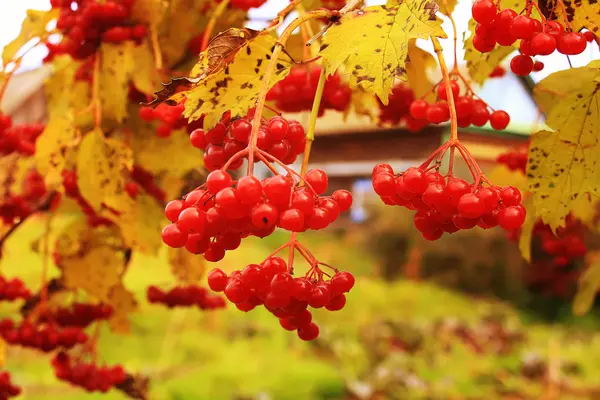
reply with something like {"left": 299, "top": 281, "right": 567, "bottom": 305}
{"left": 345, "top": 88, "right": 379, "bottom": 121}
{"left": 486, "top": 164, "right": 528, "bottom": 192}
{"left": 76, "top": 129, "right": 133, "bottom": 213}
{"left": 131, "top": 40, "right": 158, "bottom": 95}
{"left": 183, "top": 32, "right": 293, "bottom": 130}
{"left": 45, "top": 56, "right": 92, "bottom": 126}
{"left": 54, "top": 218, "right": 125, "bottom": 261}
{"left": 35, "top": 112, "right": 78, "bottom": 188}
{"left": 104, "top": 194, "right": 165, "bottom": 255}
{"left": 406, "top": 39, "right": 436, "bottom": 100}
{"left": 132, "top": 126, "right": 200, "bottom": 177}
{"left": 61, "top": 246, "right": 124, "bottom": 300}
{"left": 526, "top": 61, "right": 600, "bottom": 230}
{"left": 168, "top": 247, "right": 205, "bottom": 283}
{"left": 463, "top": 19, "right": 513, "bottom": 85}
{"left": 573, "top": 257, "right": 600, "bottom": 316}
{"left": 550, "top": 0, "right": 600, "bottom": 34}
{"left": 105, "top": 284, "right": 138, "bottom": 333}
{"left": 99, "top": 42, "right": 135, "bottom": 123}
{"left": 2, "top": 9, "right": 58, "bottom": 65}
{"left": 319, "top": 0, "right": 446, "bottom": 104}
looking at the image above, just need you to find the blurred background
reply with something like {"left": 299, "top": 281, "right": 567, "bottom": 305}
{"left": 3, "top": 1, "right": 600, "bottom": 399}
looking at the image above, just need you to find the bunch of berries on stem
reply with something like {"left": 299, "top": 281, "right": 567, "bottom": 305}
{"left": 51, "top": 351, "right": 127, "bottom": 393}
{"left": 147, "top": 284, "right": 226, "bottom": 309}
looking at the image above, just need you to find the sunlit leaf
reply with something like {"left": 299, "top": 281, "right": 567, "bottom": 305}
{"left": 168, "top": 247, "right": 205, "bottom": 283}
{"left": 2, "top": 9, "right": 58, "bottom": 65}
{"left": 35, "top": 112, "right": 78, "bottom": 188}
{"left": 406, "top": 39, "right": 436, "bottom": 100}
{"left": 99, "top": 42, "right": 135, "bottom": 123}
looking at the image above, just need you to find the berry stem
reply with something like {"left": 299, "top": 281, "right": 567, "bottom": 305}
{"left": 300, "top": 67, "right": 327, "bottom": 177}
{"left": 150, "top": 24, "right": 163, "bottom": 70}
{"left": 247, "top": 9, "right": 333, "bottom": 176}
{"left": 267, "top": 0, "right": 309, "bottom": 30}
{"left": 92, "top": 55, "right": 102, "bottom": 128}
{"left": 288, "top": 233, "right": 297, "bottom": 274}
{"left": 201, "top": 0, "right": 231, "bottom": 52}
{"left": 448, "top": 146, "right": 456, "bottom": 175}
{"left": 431, "top": 37, "right": 458, "bottom": 141}
{"left": 441, "top": 0, "right": 459, "bottom": 68}
{"left": 256, "top": 153, "right": 281, "bottom": 175}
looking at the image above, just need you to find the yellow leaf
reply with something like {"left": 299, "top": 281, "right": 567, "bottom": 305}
{"left": 184, "top": 33, "right": 293, "bottom": 130}
{"left": 434, "top": 0, "right": 457, "bottom": 14}
{"left": 571, "top": 195, "right": 600, "bottom": 225}
{"left": 346, "top": 87, "right": 378, "bottom": 121}
{"left": 61, "top": 246, "right": 124, "bottom": 300}
{"left": 0, "top": 338, "right": 5, "bottom": 367}
{"left": 486, "top": 164, "right": 527, "bottom": 192}
{"left": 131, "top": 0, "right": 168, "bottom": 26}
{"left": 131, "top": 40, "right": 158, "bottom": 95}
{"left": 105, "top": 284, "right": 138, "bottom": 333}
{"left": 518, "top": 198, "right": 536, "bottom": 263}
{"left": 168, "top": 247, "right": 205, "bottom": 283}
{"left": 35, "top": 112, "right": 78, "bottom": 188}
{"left": 551, "top": 0, "right": 600, "bottom": 33}
{"left": 104, "top": 194, "right": 165, "bottom": 255}
{"left": 406, "top": 40, "right": 436, "bottom": 100}
{"left": 534, "top": 62, "right": 600, "bottom": 147}
{"left": 76, "top": 129, "right": 133, "bottom": 212}
{"left": 2, "top": 9, "right": 58, "bottom": 65}
{"left": 54, "top": 217, "right": 125, "bottom": 261}
{"left": 44, "top": 56, "right": 92, "bottom": 127}
{"left": 131, "top": 122, "right": 200, "bottom": 177}
{"left": 319, "top": 1, "right": 446, "bottom": 104}
{"left": 463, "top": 19, "right": 513, "bottom": 85}
{"left": 99, "top": 42, "right": 135, "bottom": 123}
{"left": 573, "top": 258, "right": 600, "bottom": 316}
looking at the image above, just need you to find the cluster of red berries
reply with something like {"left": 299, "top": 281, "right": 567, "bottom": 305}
{"left": 0, "top": 276, "right": 31, "bottom": 302}
{"left": 62, "top": 170, "right": 112, "bottom": 227}
{"left": 0, "top": 114, "right": 44, "bottom": 157}
{"left": 497, "top": 143, "right": 529, "bottom": 174}
{"left": 138, "top": 103, "right": 196, "bottom": 138}
{"left": 207, "top": 260, "right": 355, "bottom": 340}
{"left": 0, "top": 319, "right": 88, "bottom": 352}
{"left": 0, "top": 372, "right": 21, "bottom": 399}
{"left": 471, "top": 0, "right": 594, "bottom": 76}
{"left": 0, "top": 170, "right": 50, "bottom": 225}
{"left": 52, "top": 352, "right": 127, "bottom": 393}
{"left": 161, "top": 168, "right": 352, "bottom": 261}
{"left": 372, "top": 163, "right": 526, "bottom": 240}
{"left": 189, "top": 114, "right": 306, "bottom": 171}
{"left": 409, "top": 81, "right": 511, "bottom": 130}
{"left": 377, "top": 83, "right": 427, "bottom": 132}
{"left": 127, "top": 165, "right": 166, "bottom": 203}
{"left": 46, "top": 0, "right": 147, "bottom": 62}
{"left": 147, "top": 285, "right": 226, "bottom": 310}
{"left": 39, "top": 303, "right": 113, "bottom": 328}
{"left": 267, "top": 66, "right": 351, "bottom": 115}
{"left": 230, "top": 0, "right": 267, "bottom": 10}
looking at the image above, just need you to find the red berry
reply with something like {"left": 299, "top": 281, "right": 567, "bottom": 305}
{"left": 530, "top": 32, "right": 556, "bottom": 55}
{"left": 251, "top": 203, "right": 279, "bottom": 229}
{"left": 297, "top": 322, "right": 319, "bottom": 341}
{"left": 162, "top": 224, "right": 188, "bottom": 248}
{"left": 305, "top": 169, "right": 328, "bottom": 195}
{"left": 409, "top": 100, "right": 428, "bottom": 120}
{"left": 206, "top": 170, "right": 232, "bottom": 194}
{"left": 437, "top": 80, "right": 460, "bottom": 101}
{"left": 230, "top": 119, "right": 252, "bottom": 142}
{"left": 267, "top": 116, "right": 289, "bottom": 141}
{"left": 511, "top": 15, "right": 537, "bottom": 40}
{"left": 330, "top": 271, "right": 355, "bottom": 293}
{"left": 403, "top": 168, "right": 428, "bottom": 194}
{"left": 236, "top": 176, "right": 264, "bottom": 205}
{"left": 457, "top": 193, "right": 486, "bottom": 218}
{"left": 207, "top": 269, "right": 228, "bottom": 292}
{"left": 498, "top": 205, "right": 526, "bottom": 230}
{"left": 176, "top": 207, "right": 206, "bottom": 234}
{"left": 279, "top": 208, "right": 305, "bottom": 231}
{"left": 510, "top": 54, "right": 533, "bottom": 76}
{"left": 500, "top": 186, "right": 522, "bottom": 206}
{"left": 190, "top": 129, "right": 207, "bottom": 149}
{"left": 472, "top": 0, "right": 497, "bottom": 24}
{"left": 374, "top": 174, "right": 398, "bottom": 197}
{"left": 490, "top": 110, "right": 510, "bottom": 130}
{"left": 332, "top": 190, "right": 352, "bottom": 212}
{"left": 557, "top": 32, "right": 587, "bottom": 55}
{"left": 532, "top": 60, "right": 544, "bottom": 72}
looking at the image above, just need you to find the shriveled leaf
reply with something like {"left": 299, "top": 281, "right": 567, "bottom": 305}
{"left": 104, "top": 194, "right": 165, "bottom": 255}
{"left": 518, "top": 198, "right": 536, "bottom": 263}
{"left": 573, "top": 257, "right": 600, "bottom": 316}
{"left": 35, "top": 112, "right": 78, "bottom": 188}
{"left": 131, "top": 40, "right": 158, "bottom": 95}
{"left": 319, "top": 0, "right": 446, "bottom": 104}
{"left": 550, "top": 0, "right": 600, "bottom": 33}
{"left": 2, "top": 9, "right": 58, "bottom": 65}
{"left": 99, "top": 42, "right": 135, "bottom": 123}
{"left": 106, "top": 284, "right": 138, "bottom": 333}
{"left": 61, "top": 246, "right": 124, "bottom": 300}
{"left": 184, "top": 33, "right": 293, "bottom": 130}
{"left": 45, "top": 56, "right": 92, "bottom": 126}
{"left": 405, "top": 40, "right": 436, "bottom": 100}
{"left": 168, "top": 247, "right": 205, "bottom": 283}
{"left": 131, "top": 116, "right": 200, "bottom": 176}
{"left": 463, "top": 19, "right": 513, "bottom": 85}
{"left": 76, "top": 129, "right": 133, "bottom": 212}
{"left": 527, "top": 62, "right": 600, "bottom": 230}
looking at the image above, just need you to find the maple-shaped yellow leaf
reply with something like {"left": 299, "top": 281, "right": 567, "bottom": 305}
{"left": 319, "top": 0, "right": 446, "bottom": 104}
{"left": 131, "top": 40, "right": 158, "bottom": 95}
{"left": 550, "top": 0, "right": 600, "bottom": 33}
{"left": 61, "top": 246, "right": 124, "bottom": 300}
{"left": 168, "top": 247, "right": 205, "bottom": 283}
{"left": 99, "top": 42, "right": 135, "bottom": 123}
{"left": 406, "top": 39, "right": 436, "bottom": 100}
{"left": 76, "top": 129, "right": 133, "bottom": 213}
{"left": 35, "top": 112, "right": 78, "bottom": 188}
{"left": 131, "top": 121, "right": 200, "bottom": 177}
{"left": 105, "top": 284, "right": 138, "bottom": 333}
{"left": 45, "top": 56, "right": 92, "bottom": 127}
{"left": 573, "top": 256, "right": 600, "bottom": 316}
{"left": 526, "top": 61, "right": 600, "bottom": 230}
{"left": 183, "top": 32, "right": 292, "bottom": 130}
{"left": 2, "top": 9, "right": 58, "bottom": 65}
{"left": 463, "top": 19, "right": 513, "bottom": 85}
{"left": 103, "top": 194, "right": 165, "bottom": 255}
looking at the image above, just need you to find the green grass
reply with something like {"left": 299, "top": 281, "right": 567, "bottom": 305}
{"left": 2, "top": 217, "right": 600, "bottom": 399}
